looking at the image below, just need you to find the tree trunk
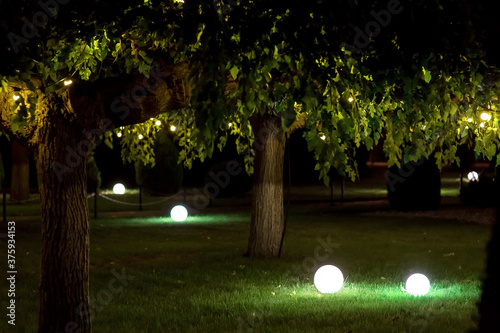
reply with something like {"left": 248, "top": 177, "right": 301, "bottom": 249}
{"left": 10, "top": 139, "right": 30, "bottom": 201}
{"left": 246, "top": 114, "right": 286, "bottom": 258}
{"left": 473, "top": 206, "right": 500, "bottom": 332}
{"left": 34, "top": 95, "right": 91, "bottom": 333}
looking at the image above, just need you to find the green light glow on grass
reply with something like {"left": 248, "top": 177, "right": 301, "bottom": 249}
{"left": 274, "top": 280, "right": 479, "bottom": 303}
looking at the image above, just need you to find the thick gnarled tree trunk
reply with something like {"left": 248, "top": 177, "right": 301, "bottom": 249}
{"left": 246, "top": 114, "right": 286, "bottom": 258}
{"left": 10, "top": 139, "right": 30, "bottom": 201}
{"left": 473, "top": 206, "right": 500, "bottom": 332}
{"left": 34, "top": 94, "right": 91, "bottom": 333}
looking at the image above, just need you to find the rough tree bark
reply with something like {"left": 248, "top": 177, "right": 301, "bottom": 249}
{"left": 10, "top": 138, "right": 30, "bottom": 201}
{"left": 34, "top": 93, "right": 91, "bottom": 333}
{"left": 246, "top": 113, "right": 286, "bottom": 257}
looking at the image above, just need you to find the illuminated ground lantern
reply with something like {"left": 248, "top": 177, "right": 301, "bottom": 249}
{"left": 467, "top": 171, "right": 479, "bottom": 182}
{"left": 405, "top": 273, "right": 431, "bottom": 296}
{"left": 314, "top": 265, "right": 344, "bottom": 294}
{"left": 113, "top": 183, "right": 126, "bottom": 195}
{"left": 170, "top": 205, "right": 188, "bottom": 222}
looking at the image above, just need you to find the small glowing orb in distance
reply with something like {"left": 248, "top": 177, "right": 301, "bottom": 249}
{"left": 170, "top": 125, "right": 176, "bottom": 131}
{"left": 113, "top": 183, "right": 126, "bottom": 195}
{"left": 406, "top": 273, "right": 431, "bottom": 296}
{"left": 155, "top": 120, "right": 161, "bottom": 126}
{"left": 467, "top": 171, "right": 479, "bottom": 182}
{"left": 170, "top": 205, "right": 188, "bottom": 222}
{"left": 64, "top": 80, "right": 73, "bottom": 86}
{"left": 314, "top": 265, "right": 344, "bottom": 294}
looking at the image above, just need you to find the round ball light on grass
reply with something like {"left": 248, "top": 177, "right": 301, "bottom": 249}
{"left": 405, "top": 273, "right": 431, "bottom": 296}
{"left": 170, "top": 205, "right": 188, "bottom": 222}
{"left": 467, "top": 171, "right": 479, "bottom": 182}
{"left": 314, "top": 265, "right": 344, "bottom": 294}
{"left": 113, "top": 183, "right": 126, "bottom": 195}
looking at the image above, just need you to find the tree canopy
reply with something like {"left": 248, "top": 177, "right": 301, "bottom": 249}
{"left": 2, "top": 0, "right": 499, "bottom": 179}
{"left": 115, "top": 0, "right": 500, "bottom": 183}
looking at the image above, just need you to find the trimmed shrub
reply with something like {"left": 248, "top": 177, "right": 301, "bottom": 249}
{"left": 386, "top": 155, "right": 441, "bottom": 210}
{"left": 135, "top": 130, "right": 183, "bottom": 195}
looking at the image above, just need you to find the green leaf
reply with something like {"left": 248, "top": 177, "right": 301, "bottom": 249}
{"left": 486, "top": 142, "right": 497, "bottom": 159}
{"left": 365, "top": 136, "right": 374, "bottom": 150}
{"left": 424, "top": 69, "right": 431, "bottom": 83}
{"left": 230, "top": 66, "right": 239, "bottom": 80}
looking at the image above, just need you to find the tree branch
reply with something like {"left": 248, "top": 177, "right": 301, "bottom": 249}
{"left": 67, "top": 61, "right": 191, "bottom": 128}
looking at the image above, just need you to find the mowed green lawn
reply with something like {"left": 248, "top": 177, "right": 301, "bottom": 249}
{"left": 1, "top": 203, "right": 491, "bottom": 333}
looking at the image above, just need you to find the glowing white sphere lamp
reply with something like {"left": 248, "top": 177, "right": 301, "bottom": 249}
{"left": 468, "top": 171, "right": 479, "bottom": 182}
{"left": 405, "top": 273, "right": 431, "bottom": 296}
{"left": 314, "top": 265, "right": 344, "bottom": 294}
{"left": 113, "top": 183, "right": 126, "bottom": 195}
{"left": 170, "top": 205, "right": 188, "bottom": 222}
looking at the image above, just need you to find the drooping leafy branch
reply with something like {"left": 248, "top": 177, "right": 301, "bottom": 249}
{"left": 161, "top": 0, "right": 500, "bottom": 184}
